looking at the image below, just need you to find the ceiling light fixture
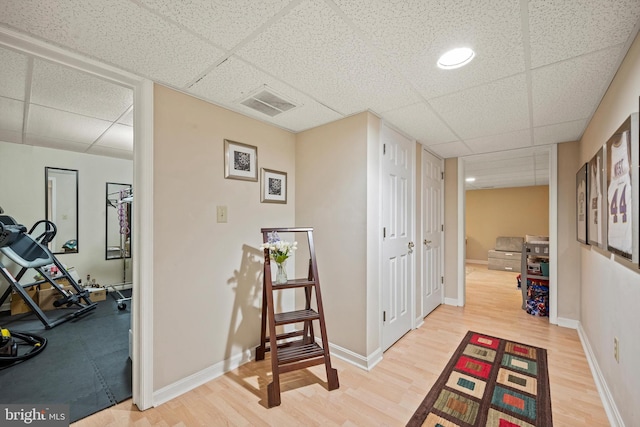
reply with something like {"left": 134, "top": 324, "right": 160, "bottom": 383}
{"left": 437, "top": 47, "right": 475, "bottom": 70}
{"left": 465, "top": 177, "right": 476, "bottom": 182}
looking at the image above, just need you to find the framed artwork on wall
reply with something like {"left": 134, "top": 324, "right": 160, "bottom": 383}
{"left": 260, "top": 168, "right": 287, "bottom": 204}
{"left": 576, "top": 163, "right": 588, "bottom": 244}
{"left": 605, "top": 113, "right": 638, "bottom": 262}
{"left": 224, "top": 139, "right": 258, "bottom": 181}
{"left": 587, "top": 147, "right": 606, "bottom": 248}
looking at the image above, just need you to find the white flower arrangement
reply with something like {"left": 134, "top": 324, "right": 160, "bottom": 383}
{"left": 260, "top": 231, "right": 297, "bottom": 264}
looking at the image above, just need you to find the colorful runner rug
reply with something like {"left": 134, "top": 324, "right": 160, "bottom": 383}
{"left": 406, "top": 331, "right": 552, "bottom": 426}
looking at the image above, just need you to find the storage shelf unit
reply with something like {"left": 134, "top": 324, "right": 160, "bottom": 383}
{"left": 520, "top": 242, "right": 549, "bottom": 310}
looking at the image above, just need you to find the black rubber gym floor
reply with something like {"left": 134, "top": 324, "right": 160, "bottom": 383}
{"left": 0, "top": 290, "right": 131, "bottom": 423}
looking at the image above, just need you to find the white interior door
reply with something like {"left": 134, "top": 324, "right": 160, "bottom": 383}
{"left": 381, "top": 124, "right": 414, "bottom": 351}
{"left": 421, "top": 148, "right": 443, "bottom": 317}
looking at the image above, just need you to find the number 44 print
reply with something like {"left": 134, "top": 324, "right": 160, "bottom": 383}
{"left": 610, "top": 185, "right": 628, "bottom": 224}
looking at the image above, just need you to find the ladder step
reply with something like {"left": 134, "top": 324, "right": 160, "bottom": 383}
{"left": 272, "top": 278, "right": 315, "bottom": 290}
{"left": 277, "top": 341, "right": 325, "bottom": 365}
{"left": 274, "top": 309, "right": 319, "bottom": 325}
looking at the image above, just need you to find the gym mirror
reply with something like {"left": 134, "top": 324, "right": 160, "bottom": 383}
{"left": 45, "top": 167, "right": 79, "bottom": 254}
{"left": 106, "top": 182, "right": 132, "bottom": 260}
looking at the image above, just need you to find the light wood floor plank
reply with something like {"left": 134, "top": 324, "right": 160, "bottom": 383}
{"left": 73, "top": 265, "right": 609, "bottom": 426}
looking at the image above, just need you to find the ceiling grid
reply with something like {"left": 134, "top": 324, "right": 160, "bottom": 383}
{"left": 0, "top": 0, "right": 638, "bottom": 181}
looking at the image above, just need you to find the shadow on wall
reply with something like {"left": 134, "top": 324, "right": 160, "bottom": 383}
{"left": 225, "top": 244, "right": 264, "bottom": 372}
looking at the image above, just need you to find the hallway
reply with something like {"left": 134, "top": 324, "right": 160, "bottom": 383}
{"left": 74, "top": 265, "right": 608, "bottom": 426}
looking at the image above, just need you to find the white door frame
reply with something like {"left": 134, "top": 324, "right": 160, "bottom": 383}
{"left": 457, "top": 145, "right": 558, "bottom": 324}
{"left": 0, "top": 28, "right": 155, "bottom": 409}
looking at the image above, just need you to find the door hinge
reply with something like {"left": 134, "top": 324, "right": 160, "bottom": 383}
{"left": 383, "top": 143, "right": 386, "bottom": 155}
{"left": 441, "top": 171, "right": 444, "bottom": 180}
{"left": 441, "top": 276, "right": 444, "bottom": 284}
{"left": 441, "top": 224, "right": 444, "bottom": 232}
{"left": 383, "top": 227, "right": 386, "bottom": 238}
{"left": 383, "top": 311, "right": 386, "bottom": 322}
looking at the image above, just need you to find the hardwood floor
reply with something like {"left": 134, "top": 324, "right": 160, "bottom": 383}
{"left": 73, "top": 264, "right": 609, "bottom": 426}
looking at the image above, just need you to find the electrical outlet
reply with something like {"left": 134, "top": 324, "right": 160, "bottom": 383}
{"left": 614, "top": 337, "right": 619, "bottom": 363}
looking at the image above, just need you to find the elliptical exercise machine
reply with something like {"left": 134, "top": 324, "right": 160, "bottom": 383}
{"left": 0, "top": 214, "right": 96, "bottom": 329}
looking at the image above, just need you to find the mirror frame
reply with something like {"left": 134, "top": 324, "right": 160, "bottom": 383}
{"left": 45, "top": 166, "right": 79, "bottom": 254}
{"left": 106, "top": 182, "right": 132, "bottom": 260}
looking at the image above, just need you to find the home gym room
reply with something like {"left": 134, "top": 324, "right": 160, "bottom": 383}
{"left": 0, "top": 50, "right": 134, "bottom": 422}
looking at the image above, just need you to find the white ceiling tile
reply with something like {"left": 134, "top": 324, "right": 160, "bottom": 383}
{"left": 464, "top": 129, "right": 532, "bottom": 154}
{"left": 27, "top": 105, "right": 111, "bottom": 144}
{"left": 533, "top": 119, "right": 588, "bottom": 146}
{"left": 269, "top": 102, "right": 344, "bottom": 133}
{"left": 118, "top": 109, "right": 134, "bottom": 126}
{"left": 0, "top": 46, "right": 28, "bottom": 100}
{"left": 427, "top": 141, "right": 472, "bottom": 158}
{"left": 95, "top": 124, "right": 133, "bottom": 151}
{"left": 24, "top": 133, "right": 91, "bottom": 153}
{"left": 86, "top": 144, "right": 133, "bottom": 160}
{"left": 236, "top": 0, "right": 419, "bottom": 116}
{"left": 136, "top": 0, "right": 293, "bottom": 50}
{"left": 430, "top": 74, "right": 530, "bottom": 140}
{"left": 529, "top": 0, "right": 640, "bottom": 68}
{"left": 0, "top": 129, "right": 22, "bottom": 144}
{"left": 31, "top": 59, "right": 133, "bottom": 121}
{"left": 188, "top": 56, "right": 343, "bottom": 132}
{"left": 0, "top": 0, "right": 225, "bottom": 87}
{"left": 380, "top": 103, "right": 458, "bottom": 146}
{"left": 0, "top": 97, "right": 24, "bottom": 143}
{"left": 463, "top": 146, "right": 550, "bottom": 188}
{"left": 335, "top": 0, "right": 525, "bottom": 99}
{"left": 532, "top": 46, "right": 623, "bottom": 127}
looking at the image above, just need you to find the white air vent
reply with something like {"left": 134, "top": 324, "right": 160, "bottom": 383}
{"left": 240, "top": 88, "right": 298, "bottom": 117}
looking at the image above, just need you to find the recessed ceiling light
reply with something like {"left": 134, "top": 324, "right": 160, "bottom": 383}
{"left": 465, "top": 177, "right": 476, "bottom": 182}
{"left": 437, "top": 47, "right": 475, "bottom": 70}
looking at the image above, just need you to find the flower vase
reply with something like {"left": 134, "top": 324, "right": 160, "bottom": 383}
{"left": 275, "top": 261, "right": 288, "bottom": 284}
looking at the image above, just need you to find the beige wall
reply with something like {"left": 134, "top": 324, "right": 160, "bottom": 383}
{"left": 577, "top": 31, "right": 640, "bottom": 425}
{"left": 295, "top": 112, "right": 372, "bottom": 358}
{"left": 152, "top": 84, "right": 296, "bottom": 390}
{"left": 556, "top": 142, "right": 581, "bottom": 321}
{"left": 465, "top": 186, "right": 549, "bottom": 261}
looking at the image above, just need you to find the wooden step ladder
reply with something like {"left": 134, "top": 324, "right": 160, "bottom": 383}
{"left": 255, "top": 227, "right": 339, "bottom": 407}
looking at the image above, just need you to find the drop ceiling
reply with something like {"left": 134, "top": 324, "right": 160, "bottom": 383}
{"left": 0, "top": 0, "right": 639, "bottom": 180}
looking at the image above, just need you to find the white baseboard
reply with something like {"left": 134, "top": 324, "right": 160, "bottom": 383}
{"left": 322, "top": 339, "right": 382, "bottom": 371}
{"left": 153, "top": 337, "right": 383, "bottom": 407}
{"left": 577, "top": 323, "right": 624, "bottom": 427}
{"left": 556, "top": 317, "right": 579, "bottom": 329}
{"left": 444, "top": 297, "right": 459, "bottom": 306}
{"left": 153, "top": 348, "right": 253, "bottom": 407}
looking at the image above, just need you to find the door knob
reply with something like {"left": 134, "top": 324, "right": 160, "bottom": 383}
{"left": 408, "top": 241, "right": 415, "bottom": 250}
{"left": 424, "top": 240, "right": 432, "bottom": 245}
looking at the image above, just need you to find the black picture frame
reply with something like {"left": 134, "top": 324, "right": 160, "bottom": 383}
{"left": 604, "top": 115, "right": 637, "bottom": 260}
{"left": 576, "top": 163, "right": 588, "bottom": 244}
{"left": 587, "top": 147, "right": 606, "bottom": 248}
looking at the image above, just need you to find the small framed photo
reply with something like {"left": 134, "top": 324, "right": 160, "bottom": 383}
{"left": 224, "top": 139, "right": 258, "bottom": 181}
{"left": 261, "top": 168, "right": 287, "bottom": 204}
{"left": 576, "top": 163, "right": 588, "bottom": 244}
